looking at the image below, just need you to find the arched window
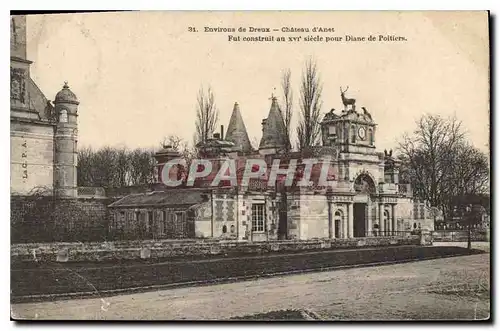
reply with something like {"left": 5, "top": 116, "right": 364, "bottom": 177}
{"left": 59, "top": 109, "right": 68, "bottom": 123}
{"left": 334, "top": 210, "right": 343, "bottom": 238}
{"left": 354, "top": 174, "right": 376, "bottom": 194}
{"left": 351, "top": 126, "right": 356, "bottom": 143}
{"left": 368, "top": 129, "right": 374, "bottom": 145}
{"left": 222, "top": 225, "right": 227, "bottom": 234}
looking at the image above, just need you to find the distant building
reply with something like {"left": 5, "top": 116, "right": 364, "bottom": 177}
{"left": 10, "top": 15, "right": 110, "bottom": 244}
{"left": 110, "top": 97, "right": 433, "bottom": 241}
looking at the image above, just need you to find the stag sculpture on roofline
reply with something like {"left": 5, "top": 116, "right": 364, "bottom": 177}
{"left": 340, "top": 86, "right": 356, "bottom": 112}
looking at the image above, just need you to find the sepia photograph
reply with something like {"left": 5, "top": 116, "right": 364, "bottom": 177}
{"left": 9, "top": 10, "right": 490, "bottom": 321}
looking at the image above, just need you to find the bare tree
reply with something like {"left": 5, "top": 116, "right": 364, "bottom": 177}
{"left": 442, "top": 141, "right": 489, "bottom": 211}
{"left": 297, "top": 58, "right": 323, "bottom": 150}
{"left": 129, "top": 148, "right": 156, "bottom": 186}
{"left": 115, "top": 147, "right": 131, "bottom": 187}
{"left": 398, "top": 114, "right": 489, "bottom": 222}
{"left": 280, "top": 68, "right": 293, "bottom": 150}
{"left": 78, "top": 146, "right": 156, "bottom": 188}
{"left": 92, "top": 147, "right": 120, "bottom": 188}
{"left": 398, "top": 115, "right": 463, "bottom": 208}
{"left": 77, "top": 146, "right": 95, "bottom": 186}
{"left": 161, "top": 135, "right": 184, "bottom": 151}
{"left": 160, "top": 134, "right": 196, "bottom": 166}
{"left": 194, "top": 85, "right": 219, "bottom": 145}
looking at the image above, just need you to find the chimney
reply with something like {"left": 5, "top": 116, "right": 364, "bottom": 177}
{"left": 261, "top": 118, "right": 267, "bottom": 132}
{"left": 220, "top": 125, "right": 224, "bottom": 140}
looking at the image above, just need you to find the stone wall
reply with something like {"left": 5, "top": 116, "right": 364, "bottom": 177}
{"left": 11, "top": 236, "right": 420, "bottom": 263}
{"left": 212, "top": 193, "right": 238, "bottom": 239}
{"left": 11, "top": 121, "right": 55, "bottom": 196}
{"left": 296, "top": 194, "right": 330, "bottom": 239}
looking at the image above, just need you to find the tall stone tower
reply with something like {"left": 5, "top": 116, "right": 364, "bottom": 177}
{"left": 54, "top": 82, "right": 79, "bottom": 198}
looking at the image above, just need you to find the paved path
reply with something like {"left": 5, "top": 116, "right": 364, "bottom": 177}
{"left": 11, "top": 254, "right": 490, "bottom": 321}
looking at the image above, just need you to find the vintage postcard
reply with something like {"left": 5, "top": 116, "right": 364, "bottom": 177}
{"left": 10, "top": 11, "right": 490, "bottom": 321}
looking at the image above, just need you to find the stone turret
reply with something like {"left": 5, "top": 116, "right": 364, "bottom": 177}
{"left": 225, "top": 102, "right": 253, "bottom": 154}
{"left": 259, "top": 96, "right": 289, "bottom": 155}
{"left": 54, "top": 82, "right": 79, "bottom": 198}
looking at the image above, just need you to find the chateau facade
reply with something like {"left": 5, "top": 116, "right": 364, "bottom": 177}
{"left": 10, "top": 15, "right": 431, "bottom": 243}
{"left": 109, "top": 96, "right": 432, "bottom": 241}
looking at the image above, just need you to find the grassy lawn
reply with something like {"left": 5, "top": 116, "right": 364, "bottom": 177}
{"left": 11, "top": 254, "right": 490, "bottom": 321}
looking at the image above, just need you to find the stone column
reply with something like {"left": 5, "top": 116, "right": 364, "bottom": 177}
{"left": 348, "top": 203, "right": 354, "bottom": 238}
{"left": 379, "top": 203, "right": 385, "bottom": 236}
{"left": 342, "top": 206, "right": 348, "bottom": 239}
{"left": 385, "top": 205, "right": 392, "bottom": 236}
{"left": 391, "top": 204, "right": 397, "bottom": 236}
{"left": 367, "top": 200, "right": 372, "bottom": 236}
{"left": 328, "top": 201, "right": 333, "bottom": 239}
{"left": 330, "top": 203, "right": 336, "bottom": 239}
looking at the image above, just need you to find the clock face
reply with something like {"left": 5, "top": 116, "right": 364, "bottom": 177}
{"left": 358, "top": 127, "right": 366, "bottom": 140}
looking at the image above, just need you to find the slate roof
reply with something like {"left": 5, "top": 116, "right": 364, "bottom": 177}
{"left": 108, "top": 189, "right": 209, "bottom": 208}
{"left": 259, "top": 97, "right": 289, "bottom": 150}
{"left": 55, "top": 82, "right": 79, "bottom": 105}
{"left": 225, "top": 102, "right": 253, "bottom": 154}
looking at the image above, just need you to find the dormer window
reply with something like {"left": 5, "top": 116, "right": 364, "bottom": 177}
{"left": 59, "top": 109, "right": 68, "bottom": 123}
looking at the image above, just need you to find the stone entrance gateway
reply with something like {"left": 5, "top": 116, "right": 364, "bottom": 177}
{"left": 353, "top": 203, "right": 367, "bottom": 237}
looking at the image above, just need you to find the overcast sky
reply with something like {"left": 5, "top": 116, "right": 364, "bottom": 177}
{"left": 26, "top": 11, "right": 489, "bottom": 153}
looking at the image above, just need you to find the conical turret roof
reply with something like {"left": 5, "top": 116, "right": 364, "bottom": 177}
{"left": 259, "top": 96, "right": 289, "bottom": 150}
{"left": 225, "top": 102, "right": 253, "bottom": 154}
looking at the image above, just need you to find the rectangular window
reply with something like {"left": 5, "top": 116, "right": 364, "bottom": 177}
{"left": 162, "top": 210, "right": 167, "bottom": 234}
{"left": 120, "top": 212, "right": 126, "bottom": 230}
{"left": 175, "top": 211, "right": 184, "bottom": 221}
{"left": 251, "top": 203, "right": 265, "bottom": 232}
{"left": 148, "top": 211, "right": 154, "bottom": 231}
{"left": 175, "top": 211, "right": 184, "bottom": 235}
{"left": 419, "top": 204, "right": 425, "bottom": 220}
{"left": 109, "top": 213, "right": 115, "bottom": 231}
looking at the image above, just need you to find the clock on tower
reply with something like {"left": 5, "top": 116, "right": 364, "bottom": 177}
{"left": 358, "top": 126, "right": 366, "bottom": 140}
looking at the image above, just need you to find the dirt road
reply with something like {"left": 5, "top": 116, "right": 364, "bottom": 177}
{"left": 11, "top": 254, "right": 490, "bottom": 321}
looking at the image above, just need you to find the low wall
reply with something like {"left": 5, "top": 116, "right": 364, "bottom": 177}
{"left": 432, "top": 230, "right": 488, "bottom": 242}
{"left": 11, "top": 236, "right": 420, "bottom": 264}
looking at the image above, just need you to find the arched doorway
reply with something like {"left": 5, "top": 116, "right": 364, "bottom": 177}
{"left": 353, "top": 174, "right": 376, "bottom": 237}
{"left": 334, "top": 210, "right": 343, "bottom": 238}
